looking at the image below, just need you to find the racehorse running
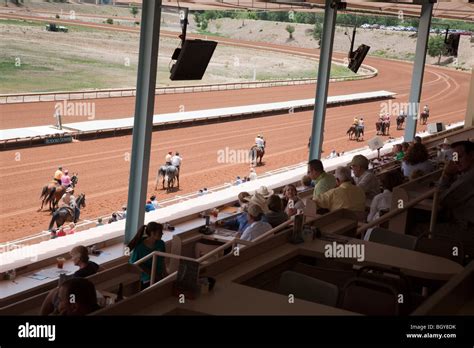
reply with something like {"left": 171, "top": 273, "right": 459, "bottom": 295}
{"left": 156, "top": 165, "right": 179, "bottom": 191}
{"left": 39, "top": 174, "right": 78, "bottom": 212}
{"left": 396, "top": 115, "right": 407, "bottom": 130}
{"left": 346, "top": 125, "right": 364, "bottom": 141}
{"left": 250, "top": 145, "right": 265, "bottom": 166}
{"left": 48, "top": 193, "right": 86, "bottom": 230}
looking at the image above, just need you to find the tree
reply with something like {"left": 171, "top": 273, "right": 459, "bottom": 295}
{"left": 313, "top": 21, "right": 323, "bottom": 46}
{"left": 236, "top": 11, "right": 249, "bottom": 27}
{"left": 285, "top": 24, "right": 295, "bottom": 40}
{"left": 215, "top": 21, "right": 222, "bottom": 32}
{"left": 428, "top": 35, "right": 446, "bottom": 64}
{"left": 130, "top": 5, "right": 139, "bottom": 18}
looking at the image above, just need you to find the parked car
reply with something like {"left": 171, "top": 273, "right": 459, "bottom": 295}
{"left": 45, "top": 23, "right": 68, "bottom": 32}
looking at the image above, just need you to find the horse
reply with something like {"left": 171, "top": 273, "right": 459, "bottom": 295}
{"left": 347, "top": 125, "right": 364, "bottom": 141}
{"left": 396, "top": 115, "right": 406, "bottom": 130}
{"left": 40, "top": 174, "right": 78, "bottom": 212}
{"left": 155, "top": 165, "right": 179, "bottom": 191}
{"left": 420, "top": 111, "right": 429, "bottom": 125}
{"left": 48, "top": 193, "right": 86, "bottom": 230}
{"left": 376, "top": 121, "right": 390, "bottom": 136}
{"left": 250, "top": 145, "right": 264, "bottom": 166}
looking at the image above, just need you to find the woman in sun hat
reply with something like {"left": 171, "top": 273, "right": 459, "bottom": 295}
{"left": 244, "top": 192, "right": 270, "bottom": 214}
{"left": 255, "top": 185, "right": 274, "bottom": 198}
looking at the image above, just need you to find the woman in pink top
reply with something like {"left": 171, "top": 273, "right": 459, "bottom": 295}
{"left": 61, "top": 169, "right": 72, "bottom": 187}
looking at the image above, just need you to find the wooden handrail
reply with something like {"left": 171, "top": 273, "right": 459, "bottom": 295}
{"left": 357, "top": 187, "right": 438, "bottom": 235}
{"left": 252, "top": 219, "right": 293, "bottom": 243}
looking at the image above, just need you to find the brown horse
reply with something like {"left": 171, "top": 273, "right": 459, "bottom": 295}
{"left": 420, "top": 111, "right": 429, "bottom": 125}
{"left": 48, "top": 193, "right": 86, "bottom": 230}
{"left": 250, "top": 145, "right": 265, "bottom": 166}
{"left": 40, "top": 174, "right": 78, "bottom": 212}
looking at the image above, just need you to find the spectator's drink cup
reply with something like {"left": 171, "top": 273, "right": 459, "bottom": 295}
{"left": 56, "top": 257, "right": 65, "bottom": 269}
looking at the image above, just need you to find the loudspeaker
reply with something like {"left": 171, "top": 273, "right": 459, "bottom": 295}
{"left": 170, "top": 39, "right": 218, "bottom": 81}
{"left": 368, "top": 136, "right": 384, "bottom": 151}
{"left": 348, "top": 44, "right": 370, "bottom": 73}
{"left": 427, "top": 122, "right": 445, "bottom": 134}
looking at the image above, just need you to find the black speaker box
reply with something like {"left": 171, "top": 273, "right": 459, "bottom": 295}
{"left": 348, "top": 44, "right": 370, "bottom": 74}
{"left": 170, "top": 39, "right": 218, "bottom": 81}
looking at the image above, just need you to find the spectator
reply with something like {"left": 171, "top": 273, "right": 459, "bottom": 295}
{"left": 327, "top": 150, "right": 337, "bottom": 159}
{"left": 313, "top": 166, "right": 365, "bottom": 213}
{"left": 117, "top": 205, "right": 127, "bottom": 220}
{"left": 55, "top": 278, "right": 100, "bottom": 315}
{"left": 108, "top": 212, "right": 118, "bottom": 224}
{"left": 307, "top": 159, "right": 337, "bottom": 199}
{"left": 238, "top": 204, "right": 272, "bottom": 241}
{"left": 96, "top": 218, "right": 104, "bottom": 226}
{"left": 364, "top": 171, "right": 404, "bottom": 240}
{"left": 301, "top": 175, "right": 313, "bottom": 189}
{"left": 222, "top": 192, "right": 250, "bottom": 232}
{"left": 70, "top": 245, "right": 101, "bottom": 278}
{"left": 50, "top": 228, "right": 58, "bottom": 239}
{"left": 145, "top": 200, "right": 155, "bottom": 213}
{"left": 283, "top": 184, "right": 305, "bottom": 217}
{"left": 401, "top": 142, "right": 434, "bottom": 178}
{"left": 128, "top": 222, "right": 166, "bottom": 290}
{"left": 150, "top": 195, "right": 160, "bottom": 209}
{"left": 434, "top": 141, "right": 474, "bottom": 243}
{"left": 235, "top": 176, "right": 243, "bottom": 185}
{"left": 203, "top": 188, "right": 208, "bottom": 195}
{"left": 64, "top": 223, "right": 75, "bottom": 235}
{"left": 414, "top": 136, "right": 422, "bottom": 144}
{"left": 437, "top": 138, "right": 453, "bottom": 163}
{"left": 401, "top": 142, "right": 410, "bottom": 153}
{"left": 349, "top": 155, "right": 381, "bottom": 203}
{"left": 393, "top": 144, "right": 404, "bottom": 160}
{"left": 249, "top": 168, "right": 257, "bottom": 181}
{"left": 265, "top": 195, "right": 289, "bottom": 228}
{"left": 57, "top": 227, "right": 66, "bottom": 237}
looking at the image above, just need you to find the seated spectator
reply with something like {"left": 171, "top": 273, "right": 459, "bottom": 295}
{"left": 364, "top": 171, "right": 404, "bottom": 240}
{"left": 401, "top": 142, "right": 434, "bottom": 178}
{"left": 349, "top": 155, "right": 381, "bottom": 203}
{"left": 222, "top": 192, "right": 250, "bottom": 232}
{"left": 282, "top": 184, "right": 305, "bottom": 217}
{"left": 64, "top": 222, "right": 75, "bottom": 235}
{"left": 300, "top": 175, "right": 313, "bottom": 189}
{"left": 57, "top": 227, "right": 66, "bottom": 237}
{"left": 414, "top": 136, "right": 422, "bottom": 144}
{"left": 238, "top": 204, "right": 272, "bottom": 241}
{"left": 96, "top": 218, "right": 104, "bottom": 227}
{"left": 308, "top": 159, "right": 336, "bottom": 199}
{"left": 50, "top": 228, "right": 58, "bottom": 239}
{"left": 249, "top": 168, "right": 257, "bottom": 181}
{"left": 40, "top": 246, "right": 103, "bottom": 315}
{"left": 235, "top": 176, "right": 243, "bottom": 185}
{"left": 120, "top": 205, "right": 127, "bottom": 219}
{"left": 265, "top": 195, "right": 289, "bottom": 228}
{"left": 108, "top": 212, "right": 118, "bottom": 224}
{"left": 313, "top": 166, "right": 365, "bottom": 213}
{"left": 150, "top": 196, "right": 160, "bottom": 209}
{"left": 70, "top": 245, "right": 102, "bottom": 278}
{"left": 55, "top": 278, "right": 100, "bottom": 315}
{"left": 401, "top": 142, "right": 410, "bottom": 153}
{"left": 128, "top": 222, "right": 166, "bottom": 290}
{"left": 145, "top": 200, "right": 155, "bottom": 213}
{"left": 433, "top": 141, "right": 474, "bottom": 244}
{"left": 393, "top": 144, "right": 404, "bottom": 160}
{"left": 436, "top": 138, "right": 454, "bottom": 163}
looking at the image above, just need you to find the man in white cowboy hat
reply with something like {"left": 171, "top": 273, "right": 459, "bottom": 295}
{"left": 437, "top": 138, "right": 453, "bottom": 163}
{"left": 59, "top": 187, "right": 76, "bottom": 210}
{"left": 249, "top": 167, "right": 257, "bottom": 181}
{"left": 255, "top": 186, "right": 274, "bottom": 199}
{"left": 238, "top": 203, "right": 272, "bottom": 241}
{"left": 244, "top": 192, "right": 269, "bottom": 213}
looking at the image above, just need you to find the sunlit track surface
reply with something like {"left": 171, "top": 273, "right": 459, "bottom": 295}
{"left": 0, "top": 12, "right": 470, "bottom": 242}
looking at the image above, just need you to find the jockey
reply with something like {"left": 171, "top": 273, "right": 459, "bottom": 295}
{"left": 255, "top": 135, "right": 265, "bottom": 150}
{"left": 384, "top": 113, "right": 391, "bottom": 123}
{"left": 353, "top": 117, "right": 359, "bottom": 126}
{"left": 54, "top": 166, "right": 63, "bottom": 185}
{"left": 423, "top": 105, "right": 429, "bottom": 114}
{"left": 60, "top": 169, "right": 72, "bottom": 188}
{"left": 171, "top": 152, "right": 182, "bottom": 171}
{"left": 358, "top": 117, "right": 365, "bottom": 129}
{"left": 165, "top": 151, "right": 172, "bottom": 166}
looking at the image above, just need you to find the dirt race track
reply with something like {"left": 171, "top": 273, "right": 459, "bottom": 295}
{"left": 0, "top": 16, "right": 471, "bottom": 243}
